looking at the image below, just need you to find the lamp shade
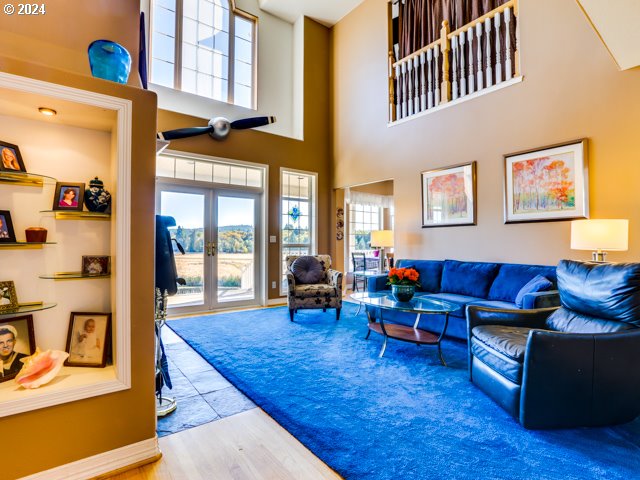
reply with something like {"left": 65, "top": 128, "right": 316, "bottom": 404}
{"left": 370, "top": 230, "right": 394, "bottom": 248}
{"left": 570, "top": 219, "right": 629, "bottom": 251}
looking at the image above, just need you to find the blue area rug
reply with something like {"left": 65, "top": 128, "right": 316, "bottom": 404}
{"left": 168, "top": 302, "right": 640, "bottom": 479}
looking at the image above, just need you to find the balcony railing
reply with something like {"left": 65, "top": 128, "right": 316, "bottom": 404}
{"left": 389, "top": 0, "right": 519, "bottom": 123}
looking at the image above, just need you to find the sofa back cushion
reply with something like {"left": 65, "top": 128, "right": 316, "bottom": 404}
{"left": 397, "top": 259, "right": 443, "bottom": 293}
{"left": 557, "top": 260, "right": 640, "bottom": 326}
{"left": 440, "top": 260, "right": 500, "bottom": 298}
{"left": 546, "top": 307, "right": 636, "bottom": 333}
{"left": 488, "top": 264, "right": 557, "bottom": 303}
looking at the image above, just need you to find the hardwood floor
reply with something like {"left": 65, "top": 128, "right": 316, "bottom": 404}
{"left": 108, "top": 409, "right": 341, "bottom": 480}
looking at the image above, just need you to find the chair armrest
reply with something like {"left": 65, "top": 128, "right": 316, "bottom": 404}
{"left": 467, "top": 305, "right": 557, "bottom": 333}
{"left": 285, "top": 272, "right": 296, "bottom": 297}
{"left": 367, "top": 274, "right": 389, "bottom": 292}
{"left": 328, "top": 269, "right": 343, "bottom": 291}
{"left": 521, "top": 290, "right": 560, "bottom": 309}
{"left": 520, "top": 329, "right": 640, "bottom": 428}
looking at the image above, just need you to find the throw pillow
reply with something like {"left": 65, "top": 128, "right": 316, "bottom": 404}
{"left": 291, "top": 256, "right": 325, "bottom": 284}
{"left": 515, "top": 275, "right": 553, "bottom": 308}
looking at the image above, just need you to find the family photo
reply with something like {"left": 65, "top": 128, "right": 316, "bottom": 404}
{"left": 66, "top": 312, "right": 110, "bottom": 367}
{"left": 0, "top": 315, "right": 35, "bottom": 382}
{"left": 0, "top": 141, "right": 26, "bottom": 172}
{"left": 52, "top": 182, "right": 85, "bottom": 211}
{"left": 0, "top": 211, "right": 16, "bottom": 242}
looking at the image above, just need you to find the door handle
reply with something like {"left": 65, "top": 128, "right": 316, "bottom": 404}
{"left": 211, "top": 243, "right": 216, "bottom": 256}
{"left": 205, "top": 242, "right": 217, "bottom": 256}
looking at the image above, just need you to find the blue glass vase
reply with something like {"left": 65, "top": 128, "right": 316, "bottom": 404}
{"left": 88, "top": 40, "right": 131, "bottom": 84}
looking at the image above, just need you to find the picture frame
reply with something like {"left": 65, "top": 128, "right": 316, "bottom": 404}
{"left": 0, "top": 210, "right": 16, "bottom": 243}
{"left": 0, "top": 141, "right": 26, "bottom": 173}
{"left": 52, "top": 182, "right": 85, "bottom": 211}
{"left": 421, "top": 162, "right": 477, "bottom": 228}
{"left": 65, "top": 312, "right": 111, "bottom": 368}
{"left": 0, "top": 315, "right": 35, "bottom": 382}
{"left": 0, "top": 280, "right": 18, "bottom": 313}
{"left": 504, "top": 139, "right": 588, "bottom": 224}
{"left": 81, "top": 255, "right": 111, "bottom": 276}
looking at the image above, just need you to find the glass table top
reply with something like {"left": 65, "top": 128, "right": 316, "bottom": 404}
{"left": 350, "top": 292, "right": 456, "bottom": 314}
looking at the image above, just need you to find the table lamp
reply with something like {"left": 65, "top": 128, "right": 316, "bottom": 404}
{"left": 370, "top": 230, "right": 394, "bottom": 271}
{"left": 570, "top": 219, "right": 628, "bottom": 263}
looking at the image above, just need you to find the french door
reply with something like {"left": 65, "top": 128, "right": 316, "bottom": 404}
{"left": 157, "top": 183, "right": 262, "bottom": 313}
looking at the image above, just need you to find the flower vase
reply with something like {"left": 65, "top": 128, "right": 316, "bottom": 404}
{"left": 88, "top": 40, "right": 132, "bottom": 84}
{"left": 391, "top": 284, "right": 415, "bottom": 302}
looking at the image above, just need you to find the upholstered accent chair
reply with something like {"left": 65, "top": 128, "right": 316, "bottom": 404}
{"left": 467, "top": 260, "right": 640, "bottom": 429}
{"left": 286, "top": 255, "right": 343, "bottom": 321}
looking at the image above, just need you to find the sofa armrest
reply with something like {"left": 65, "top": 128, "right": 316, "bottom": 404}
{"left": 521, "top": 290, "right": 560, "bottom": 310}
{"left": 520, "top": 329, "right": 640, "bottom": 429}
{"left": 328, "top": 269, "right": 343, "bottom": 291}
{"left": 367, "top": 274, "right": 389, "bottom": 292}
{"left": 285, "top": 272, "right": 296, "bottom": 298}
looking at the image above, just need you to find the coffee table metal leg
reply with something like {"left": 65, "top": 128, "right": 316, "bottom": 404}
{"left": 436, "top": 313, "right": 450, "bottom": 366}
{"left": 413, "top": 313, "right": 421, "bottom": 329}
{"left": 379, "top": 336, "right": 388, "bottom": 358}
{"left": 356, "top": 302, "right": 362, "bottom": 315}
{"left": 378, "top": 309, "right": 389, "bottom": 358}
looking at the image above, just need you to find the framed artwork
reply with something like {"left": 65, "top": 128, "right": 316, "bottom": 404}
{"left": 421, "top": 162, "right": 477, "bottom": 228}
{"left": 52, "top": 182, "right": 85, "bottom": 211}
{"left": 65, "top": 312, "right": 111, "bottom": 367}
{"left": 0, "top": 141, "right": 26, "bottom": 173}
{"left": 0, "top": 280, "right": 18, "bottom": 313}
{"left": 82, "top": 256, "right": 111, "bottom": 276}
{"left": 0, "top": 315, "right": 35, "bottom": 382}
{"left": 0, "top": 210, "right": 16, "bottom": 243}
{"left": 504, "top": 139, "right": 588, "bottom": 223}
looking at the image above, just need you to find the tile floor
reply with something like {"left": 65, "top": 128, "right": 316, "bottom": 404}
{"left": 157, "top": 324, "right": 257, "bottom": 437}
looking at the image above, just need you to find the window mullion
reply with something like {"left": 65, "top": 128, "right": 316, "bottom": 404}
{"left": 174, "top": 0, "right": 184, "bottom": 90}
{"left": 228, "top": 11, "right": 236, "bottom": 105}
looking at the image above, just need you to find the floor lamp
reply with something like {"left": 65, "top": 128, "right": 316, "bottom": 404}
{"left": 370, "top": 230, "right": 394, "bottom": 271}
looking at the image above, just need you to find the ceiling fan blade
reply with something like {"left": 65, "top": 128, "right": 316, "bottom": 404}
{"left": 158, "top": 126, "right": 214, "bottom": 141}
{"left": 230, "top": 116, "right": 276, "bottom": 130}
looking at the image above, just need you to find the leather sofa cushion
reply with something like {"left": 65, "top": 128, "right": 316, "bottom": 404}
{"left": 294, "top": 284, "right": 337, "bottom": 298}
{"left": 557, "top": 260, "right": 640, "bottom": 326}
{"left": 471, "top": 337, "right": 524, "bottom": 384}
{"left": 421, "top": 292, "right": 483, "bottom": 318}
{"left": 545, "top": 307, "right": 636, "bottom": 333}
{"left": 397, "top": 259, "right": 443, "bottom": 293}
{"left": 291, "top": 256, "right": 325, "bottom": 284}
{"left": 472, "top": 325, "right": 532, "bottom": 362}
{"left": 488, "top": 264, "right": 557, "bottom": 303}
{"left": 441, "top": 260, "right": 500, "bottom": 298}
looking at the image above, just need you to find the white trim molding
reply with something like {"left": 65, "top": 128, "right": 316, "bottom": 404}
{"left": 19, "top": 437, "right": 159, "bottom": 480}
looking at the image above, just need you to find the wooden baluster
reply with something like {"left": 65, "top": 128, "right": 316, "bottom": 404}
{"left": 440, "top": 20, "right": 451, "bottom": 104}
{"left": 434, "top": 45, "right": 440, "bottom": 106}
{"left": 395, "top": 64, "right": 402, "bottom": 119}
{"left": 494, "top": 14, "right": 502, "bottom": 84}
{"left": 388, "top": 52, "right": 396, "bottom": 122}
{"left": 467, "top": 28, "right": 475, "bottom": 94}
{"left": 459, "top": 32, "right": 466, "bottom": 97}
{"left": 401, "top": 61, "right": 407, "bottom": 118}
{"left": 451, "top": 35, "right": 458, "bottom": 100}
{"left": 427, "top": 48, "right": 433, "bottom": 109}
{"left": 476, "top": 23, "right": 483, "bottom": 91}
{"left": 505, "top": 7, "right": 512, "bottom": 79}
{"left": 407, "top": 59, "right": 414, "bottom": 116}
{"left": 484, "top": 18, "right": 493, "bottom": 88}
{"left": 420, "top": 52, "right": 427, "bottom": 111}
{"left": 413, "top": 56, "right": 420, "bottom": 113}
{"left": 514, "top": 0, "right": 520, "bottom": 77}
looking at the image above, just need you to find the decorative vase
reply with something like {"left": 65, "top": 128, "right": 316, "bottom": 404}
{"left": 84, "top": 177, "right": 112, "bottom": 213}
{"left": 25, "top": 227, "right": 47, "bottom": 243}
{"left": 88, "top": 40, "right": 132, "bottom": 84}
{"left": 391, "top": 284, "right": 415, "bottom": 302}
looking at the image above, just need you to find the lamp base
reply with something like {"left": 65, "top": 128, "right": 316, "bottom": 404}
{"left": 591, "top": 250, "right": 608, "bottom": 263}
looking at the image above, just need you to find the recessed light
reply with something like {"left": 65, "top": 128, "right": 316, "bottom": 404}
{"left": 38, "top": 107, "right": 57, "bottom": 116}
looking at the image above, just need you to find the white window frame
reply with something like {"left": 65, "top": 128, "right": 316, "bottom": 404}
{"left": 347, "top": 203, "right": 383, "bottom": 271}
{"left": 279, "top": 168, "right": 318, "bottom": 296}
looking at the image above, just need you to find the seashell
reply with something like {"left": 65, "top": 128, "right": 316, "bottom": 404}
{"left": 15, "top": 348, "right": 69, "bottom": 389}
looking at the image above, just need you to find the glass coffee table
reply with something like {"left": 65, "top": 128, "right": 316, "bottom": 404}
{"left": 350, "top": 292, "right": 456, "bottom": 365}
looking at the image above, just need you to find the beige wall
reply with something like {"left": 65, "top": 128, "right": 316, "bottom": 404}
{"left": 332, "top": 0, "right": 640, "bottom": 265}
{"left": 350, "top": 179, "right": 394, "bottom": 195}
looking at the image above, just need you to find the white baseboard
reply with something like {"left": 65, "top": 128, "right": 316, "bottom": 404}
{"left": 267, "top": 297, "right": 287, "bottom": 306}
{"left": 20, "top": 437, "right": 160, "bottom": 480}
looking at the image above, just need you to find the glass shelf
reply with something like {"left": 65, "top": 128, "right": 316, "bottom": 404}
{"left": 0, "top": 171, "right": 57, "bottom": 187}
{"left": 0, "top": 242, "right": 56, "bottom": 250}
{"left": 39, "top": 210, "right": 111, "bottom": 220}
{"left": 0, "top": 302, "right": 56, "bottom": 319}
{"left": 39, "top": 272, "right": 111, "bottom": 280}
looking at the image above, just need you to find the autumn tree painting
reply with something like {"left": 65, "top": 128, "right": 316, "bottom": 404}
{"left": 511, "top": 153, "right": 576, "bottom": 214}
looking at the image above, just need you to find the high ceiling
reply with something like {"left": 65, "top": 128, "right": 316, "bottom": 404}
{"left": 258, "top": 0, "right": 365, "bottom": 26}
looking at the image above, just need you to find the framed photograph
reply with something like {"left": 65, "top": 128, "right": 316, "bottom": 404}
{"left": 0, "top": 141, "right": 26, "bottom": 172}
{"left": 81, "top": 256, "right": 111, "bottom": 276}
{"left": 421, "top": 162, "right": 477, "bottom": 227}
{"left": 52, "top": 182, "right": 85, "bottom": 211}
{"left": 0, "top": 315, "right": 35, "bottom": 382}
{"left": 0, "top": 281, "right": 18, "bottom": 313}
{"left": 504, "top": 139, "right": 588, "bottom": 223}
{"left": 65, "top": 312, "right": 111, "bottom": 367}
{"left": 0, "top": 210, "right": 16, "bottom": 243}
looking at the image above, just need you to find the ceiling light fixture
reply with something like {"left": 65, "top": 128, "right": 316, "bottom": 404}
{"left": 38, "top": 107, "right": 57, "bottom": 116}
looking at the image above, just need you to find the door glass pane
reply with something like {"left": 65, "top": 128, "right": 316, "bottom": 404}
{"left": 160, "top": 191, "right": 205, "bottom": 308}
{"left": 217, "top": 196, "right": 255, "bottom": 303}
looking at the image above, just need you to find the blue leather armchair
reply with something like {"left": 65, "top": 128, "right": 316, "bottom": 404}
{"left": 467, "top": 260, "right": 640, "bottom": 429}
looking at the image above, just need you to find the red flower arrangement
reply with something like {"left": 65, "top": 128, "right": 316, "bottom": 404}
{"left": 387, "top": 267, "right": 420, "bottom": 287}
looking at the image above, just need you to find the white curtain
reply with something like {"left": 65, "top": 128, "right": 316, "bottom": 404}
{"left": 345, "top": 188, "right": 394, "bottom": 208}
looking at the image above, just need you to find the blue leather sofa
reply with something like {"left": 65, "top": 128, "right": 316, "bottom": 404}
{"left": 366, "top": 259, "right": 560, "bottom": 340}
{"left": 468, "top": 260, "right": 640, "bottom": 429}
